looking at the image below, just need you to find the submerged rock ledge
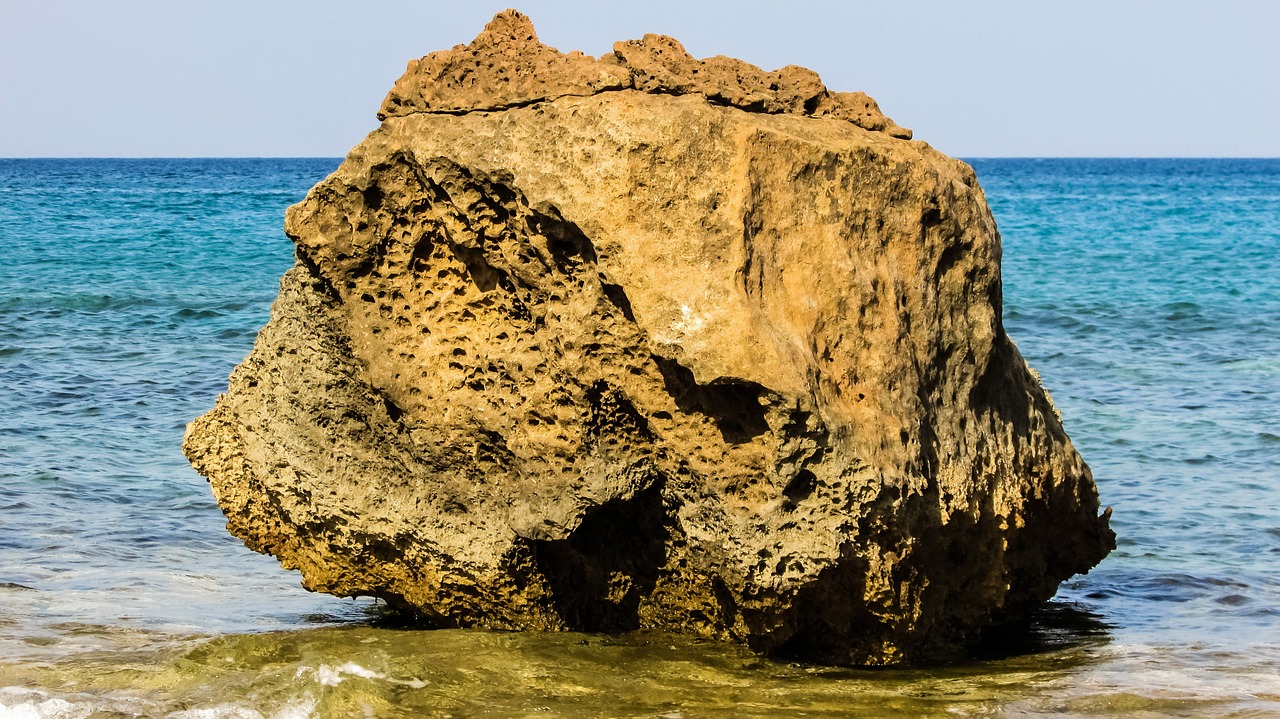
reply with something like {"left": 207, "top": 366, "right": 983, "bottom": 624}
{"left": 184, "top": 10, "right": 1113, "bottom": 665}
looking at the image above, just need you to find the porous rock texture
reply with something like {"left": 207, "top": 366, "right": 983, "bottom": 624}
{"left": 184, "top": 10, "right": 1113, "bottom": 665}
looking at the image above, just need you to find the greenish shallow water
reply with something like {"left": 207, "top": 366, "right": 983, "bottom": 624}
{"left": 1, "top": 158, "right": 1278, "bottom": 717}
{"left": 0, "top": 620, "right": 1277, "bottom": 718}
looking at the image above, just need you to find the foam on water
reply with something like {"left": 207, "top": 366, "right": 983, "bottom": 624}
{"left": 1, "top": 158, "right": 1278, "bottom": 716}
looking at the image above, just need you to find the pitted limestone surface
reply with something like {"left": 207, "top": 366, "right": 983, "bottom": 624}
{"left": 184, "top": 12, "right": 1112, "bottom": 665}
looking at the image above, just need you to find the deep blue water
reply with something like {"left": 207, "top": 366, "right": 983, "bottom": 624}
{"left": 0, "top": 159, "right": 356, "bottom": 640}
{"left": 0, "top": 158, "right": 1278, "bottom": 716}
{"left": 977, "top": 159, "right": 1280, "bottom": 642}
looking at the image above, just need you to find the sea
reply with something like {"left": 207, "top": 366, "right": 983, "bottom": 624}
{"left": 0, "top": 157, "right": 1278, "bottom": 718}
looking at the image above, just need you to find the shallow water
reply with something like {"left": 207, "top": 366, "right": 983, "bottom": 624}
{"left": 0, "top": 158, "right": 1278, "bottom": 717}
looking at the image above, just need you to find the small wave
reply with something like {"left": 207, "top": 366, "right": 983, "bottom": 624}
{"left": 303, "top": 661, "right": 385, "bottom": 687}
{"left": 0, "top": 688, "right": 93, "bottom": 719}
{"left": 168, "top": 699, "right": 317, "bottom": 719}
{"left": 297, "top": 662, "right": 427, "bottom": 690}
{"left": 0, "top": 691, "right": 325, "bottom": 719}
{"left": 1088, "top": 571, "right": 1258, "bottom": 610}
{"left": 0, "top": 583, "right": 36, "bottom": 591}
{"left": 0, "top": 294, "right": 164, "bottom": 313}
{"left": 1182, "top": 454, "right": 1221, "bottom": 465}
{"left": 172, "top": 308, "right": 224, "bottom": 320}
{"left": 1222, "top": 357, "right": 1280, "bottom": 377}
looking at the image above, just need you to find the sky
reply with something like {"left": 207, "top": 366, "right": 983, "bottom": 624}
{"left": 1, "top": 1, "right": 1278, "bottom": 158}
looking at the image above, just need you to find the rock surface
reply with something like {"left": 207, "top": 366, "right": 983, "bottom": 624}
{"left": 184, "top": 10, "right": 1113, "bottom": 665}
{"left": 378, "top": 9, "right": 913, "bottom": 139}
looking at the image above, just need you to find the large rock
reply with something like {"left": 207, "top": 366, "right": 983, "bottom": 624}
{"left": 184, "top": 10, "right": 1113, "bottom": 665}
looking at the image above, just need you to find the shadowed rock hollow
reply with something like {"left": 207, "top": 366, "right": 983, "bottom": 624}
{"left": 184, "top": 10, "right": 1113, "bottom": 665}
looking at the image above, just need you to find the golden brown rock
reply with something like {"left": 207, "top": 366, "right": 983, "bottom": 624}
{"left": 184, "top": 11, "right": 1112, "bottom": 665}
{"left": 378, "top": 10, "right": 912, "bottom": 139}
{"left": 379, "top": 10, "right": 630, "bottom": 118}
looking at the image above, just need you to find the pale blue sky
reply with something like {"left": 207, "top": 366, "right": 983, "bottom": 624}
{"left": 2, "top": 1, "right": 1277, "bottom": 157}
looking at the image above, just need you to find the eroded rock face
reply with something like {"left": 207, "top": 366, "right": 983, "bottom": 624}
{"left": 184, "top": 10, "right": 1113, "bottom": 665}
{"left": 377, "top": 9, "right": 912, "bottom": 139}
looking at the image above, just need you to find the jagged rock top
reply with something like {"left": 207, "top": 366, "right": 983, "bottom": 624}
{"left": 378, "top": 9, "right": 913, "bottom": 139}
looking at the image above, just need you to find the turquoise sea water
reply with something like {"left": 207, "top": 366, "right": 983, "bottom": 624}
{"left": 0, "top": 157, "right": 1278, "bottom": 717}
